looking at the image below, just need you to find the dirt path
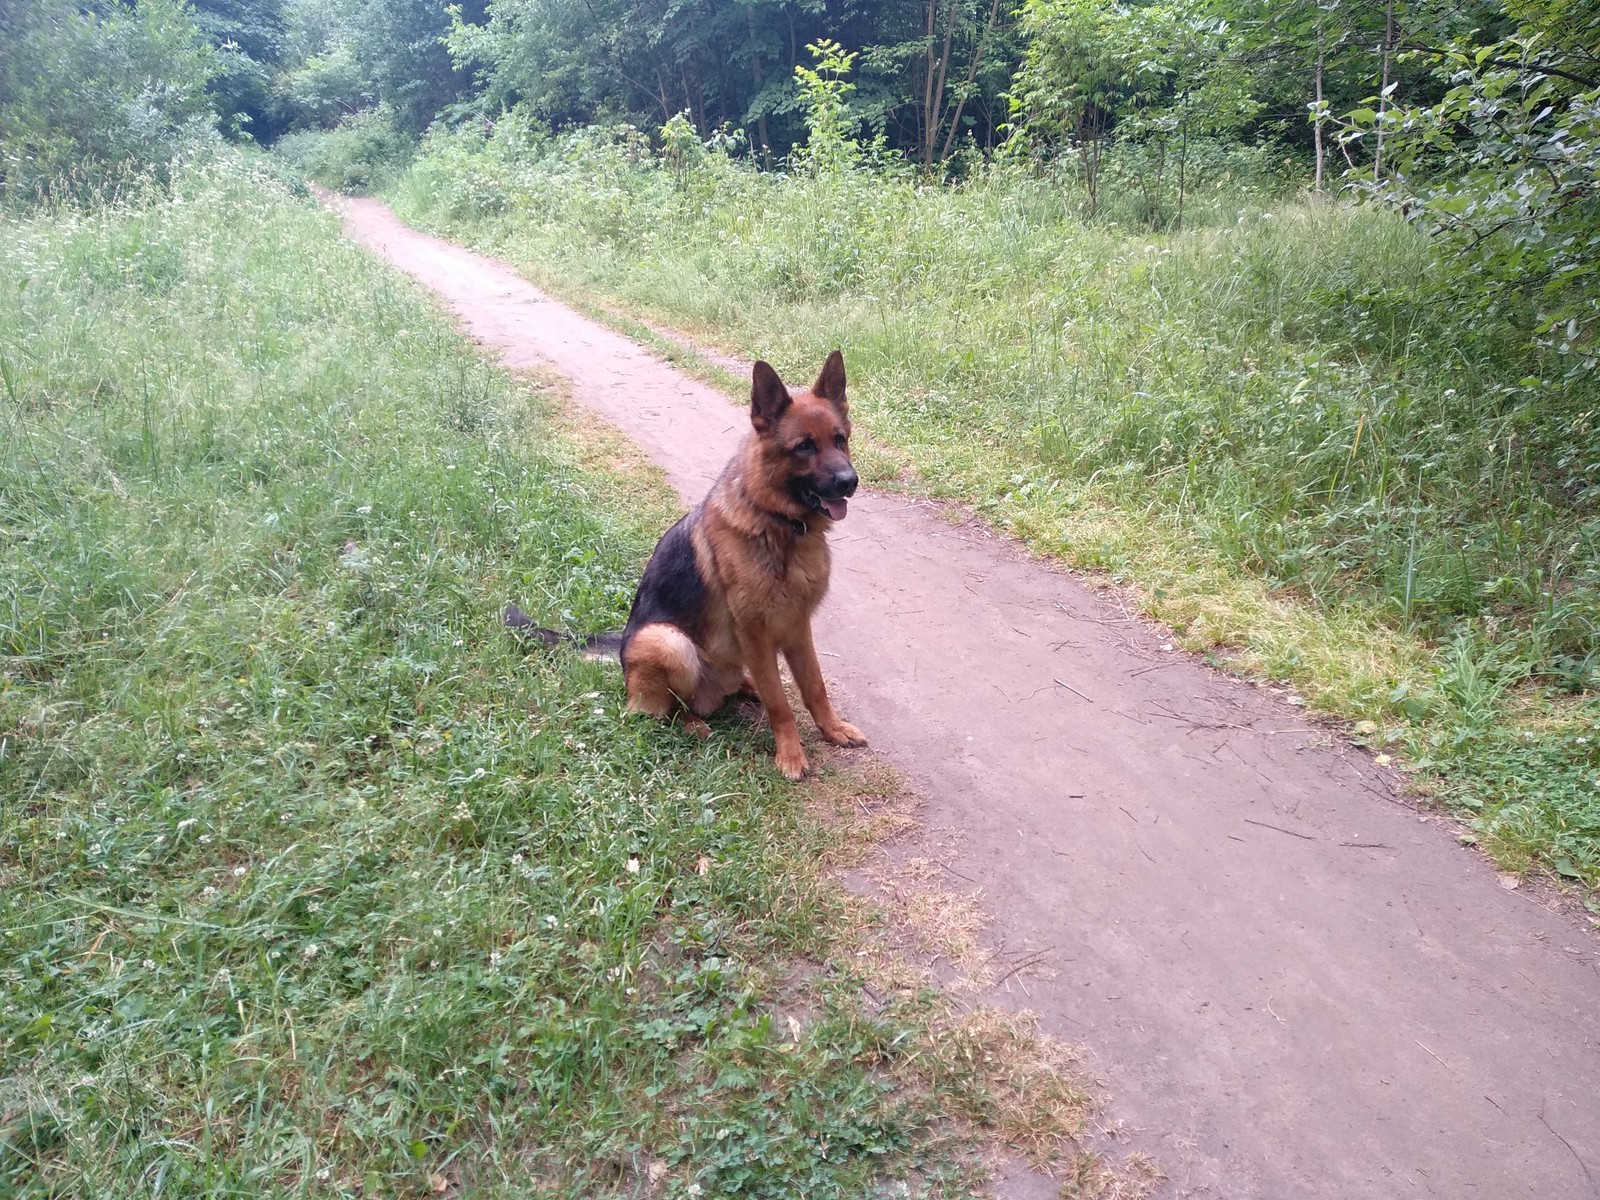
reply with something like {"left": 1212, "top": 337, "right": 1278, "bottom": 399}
{"left": 331, "top": 195, "right": 1600, "bottom": 1198}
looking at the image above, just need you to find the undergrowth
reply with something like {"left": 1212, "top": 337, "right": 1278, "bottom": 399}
{"left": 385, "top": 123, "right": 1600, "bottom": 901}
{"left": 0, "top": 159, "right": 1113, "bottom": 1197}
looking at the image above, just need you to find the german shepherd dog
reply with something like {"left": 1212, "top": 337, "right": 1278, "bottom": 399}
{"left": 507, "top": 350, "right": 865, "bottom": 780}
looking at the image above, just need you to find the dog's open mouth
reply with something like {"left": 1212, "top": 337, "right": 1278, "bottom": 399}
{"left": 797, "top": 485, "right": 849, "bottom": 521}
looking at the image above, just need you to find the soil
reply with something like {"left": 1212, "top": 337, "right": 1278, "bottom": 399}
{"left": 331, "top": 194, "right": 1600, "bottom": 1199}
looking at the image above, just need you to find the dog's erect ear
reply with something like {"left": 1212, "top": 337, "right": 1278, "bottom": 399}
{"left": 812, "top": 349, "right": 847, "bottom": 415}
{"left": 750, "top": 360, "right": 791, "bottom": 433}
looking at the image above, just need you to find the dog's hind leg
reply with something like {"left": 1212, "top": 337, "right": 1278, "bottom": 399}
{"left": 623, "top": 623, "right": 710, "bottom": 738}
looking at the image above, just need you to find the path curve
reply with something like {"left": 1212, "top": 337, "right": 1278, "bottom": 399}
{"left": 331, "top": 195, "right": 1600, "bottom": 1199}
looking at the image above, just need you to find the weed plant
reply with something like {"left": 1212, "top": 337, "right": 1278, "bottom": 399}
{"left": 0, "top": 159, "right": 1036, "bottom": 1196}
{"left": 388, "top": 125, "right": 1600, "bottom": 896}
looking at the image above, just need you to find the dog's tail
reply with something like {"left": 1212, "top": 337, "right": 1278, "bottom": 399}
{"left": 504, "top": 603, "right": 624, "bottom": 661}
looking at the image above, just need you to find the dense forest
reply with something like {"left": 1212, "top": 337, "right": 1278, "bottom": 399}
{"left": 3, "top": 0, "right": 1596, "bottom": 338}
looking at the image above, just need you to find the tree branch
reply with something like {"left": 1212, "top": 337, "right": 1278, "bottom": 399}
{"left": 1402, "top": 40, "right": 1599, "bottom": 90}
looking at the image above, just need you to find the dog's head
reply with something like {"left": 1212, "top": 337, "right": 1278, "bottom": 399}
{"left": 748, "top": 349, "right": 857, "bottom": 523}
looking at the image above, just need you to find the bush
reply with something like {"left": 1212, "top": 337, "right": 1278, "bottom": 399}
{"left": 274, "top": 108, "right": 413, "bottom": 193}
{"left": 0, "top": 0, "right": 217, "bottom": 204}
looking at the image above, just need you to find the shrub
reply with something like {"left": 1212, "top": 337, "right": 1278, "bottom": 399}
{"left": 274, "top": 108, "right": 414, "bottom": 192}
{"left": 0, "top": 0, "right": 216, "bottom": 204}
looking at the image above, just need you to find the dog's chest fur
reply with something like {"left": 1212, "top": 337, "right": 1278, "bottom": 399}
{"left": 695, "top": 487, "right": 832, "bottom": 648}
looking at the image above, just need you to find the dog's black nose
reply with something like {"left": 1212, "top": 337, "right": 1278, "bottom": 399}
{"left": 834, "top": 469, "right": 858, "bottom": 497}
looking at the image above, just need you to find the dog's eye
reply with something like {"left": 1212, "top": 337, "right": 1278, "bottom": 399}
{"left": 834, "top": 433, "right": 848, "bottom": 449}
{"left": 792, "top": 438, "right": 816, "bottom": 455}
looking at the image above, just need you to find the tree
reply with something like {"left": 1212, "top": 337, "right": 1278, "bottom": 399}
{"left": 1007, "top": 0, "right": 1134, "bottom": 214}
{"left": 190, "top": 0, "right": 290, "bottom": 139}
{"left": 349, "top": 0, "right": 485, "bottom": 134}
{"left": 1339, "top": 29, "right": 1599, "bottom": 362}
{"left": 1008, "top": 0, "right": 1258, "bottom": 223}
{"left": 0, "top": 0, "right": 215, "bottom": 199}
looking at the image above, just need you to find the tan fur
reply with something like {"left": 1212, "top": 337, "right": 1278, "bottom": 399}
{"left": 622, "top": 353, "right": 865, "bottom": 779}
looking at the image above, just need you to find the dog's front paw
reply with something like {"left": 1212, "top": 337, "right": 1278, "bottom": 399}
{"left": 677, "top": 714, "right": 712, "bottom": 741}
{"left": 821, "top": 720, "right": 867, "bottom": 748}
{"left": 775, "top": 744, "right": 810, "bottom": 781}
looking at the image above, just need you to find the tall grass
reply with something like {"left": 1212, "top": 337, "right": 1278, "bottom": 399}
{"left": 389, "top": 126, "right": 1600, "bottom": 897}
{"left": 0, "top": 159, "right": 1075, "bottom": 1196}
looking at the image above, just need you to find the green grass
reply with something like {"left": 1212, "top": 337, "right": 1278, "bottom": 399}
{"left": 385, "top": 125, "right": 1600, "bottom": 902}
{"left": 0, "top": 157, "right": 1105, "bottom": 1197}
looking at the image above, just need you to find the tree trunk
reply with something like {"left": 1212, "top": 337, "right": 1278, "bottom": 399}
{"left": 925, "top": 0, "right": 958, "bottom": 167}
{"left": 1314, "top": 16, "right": 1325, "bottom": 191}
{"left": 747, "top": 6, "right": 770, "bottom": 161}
{"left": 1177, "top": 97, "right": 1188, "bottom": 229}
{"left": 939, "top": 0, "right": 1003, "bottom": 163}
{"left": 655, "top": 68, "right": 672, "bottom": 123}
{"left": 1374, "top": 0, "right": 1395, "bottom": 181}
{"left": 921, "top": 0, "right": 939, "bottom": 167}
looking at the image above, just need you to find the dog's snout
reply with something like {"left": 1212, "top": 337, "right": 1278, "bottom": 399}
{"left": 834, "top": 469, "right": 858, "bottom": 497}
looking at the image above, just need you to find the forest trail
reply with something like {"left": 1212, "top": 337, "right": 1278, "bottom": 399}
{"left": 330, "top": 194, "right": 1600, "bottom": 1199}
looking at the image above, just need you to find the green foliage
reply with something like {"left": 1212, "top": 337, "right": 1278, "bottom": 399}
{"left": 275, "top": 45, "right": 370, "bottom": 129}
{"left": 347, "top": 0, "right": 484, "bottom": 135}
{"left": 1340, "top": 34, "right": 1599, "bottom": 366}
{"left": 441, "top": 0, "right": 1016, "bottom": 161}
{"left": 190, "top": 0, "right": 291, "bottom": 139}
{"left": 275, "top": 108, "right": 415, "bottom": 191}
{"left": 793, "top": 40, "right": 866, "bottom": 174}
{"left": 0, "top": 0, "right": 217, "bottom": 202}
{"left": 1008, "top": 0, "right": 1262, "bottom": 223}
{"left": 0, "top": 157, "right": 1012, "bottom": 1196}
{"left": 1006, "top": 0, "right": 1128, "bottom": 210}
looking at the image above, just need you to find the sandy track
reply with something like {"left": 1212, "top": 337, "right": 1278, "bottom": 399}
{"left": 331, "top": 194, "right": 1600, "bottom": 1198}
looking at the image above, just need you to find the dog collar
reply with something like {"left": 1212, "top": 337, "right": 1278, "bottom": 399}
{"left": 762, "top": 507, "right": 810, "bottom": 536}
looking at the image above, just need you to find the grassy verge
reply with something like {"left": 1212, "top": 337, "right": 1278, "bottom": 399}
{"left": 385, "top": 127, "right": 1600, "bottom": 903}
{"left": 0, "top": 158, "right": 1137, "bottom": 1197}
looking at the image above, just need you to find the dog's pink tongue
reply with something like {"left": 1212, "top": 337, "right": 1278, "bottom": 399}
{"left": 821, "top": 496, "right": 849, "bottom": 521}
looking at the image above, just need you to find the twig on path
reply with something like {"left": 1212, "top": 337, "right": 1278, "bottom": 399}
{"left": 1539, "top": 1103, "right": 1600, "bottom": 1196}
{"left": 1415, "top": 1039, "right": 1453, "bottom": 1073}
{"left": 1401, "top": 893, "right": 1426, "bottom": 939}
{"left": 1243, "top": 818, "right": 1319, "bottom": 841}
{"left": 991, "top": 948, "right": 1054, "bottom": 989}
{"left": 1128, "top": 662, "right": 1183, "bottom": 677}
{"left": 1339, "top": 841, "right": 1395, "bottom": 849}
{"left": 1053, "top": 677, "right": 1093, "bottom": 703}
{"left": 1118, "top": 806, "right": 1138, "bottom": 823}
{"left": 934, "top": 858, "right": 979, "bottom": 884}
